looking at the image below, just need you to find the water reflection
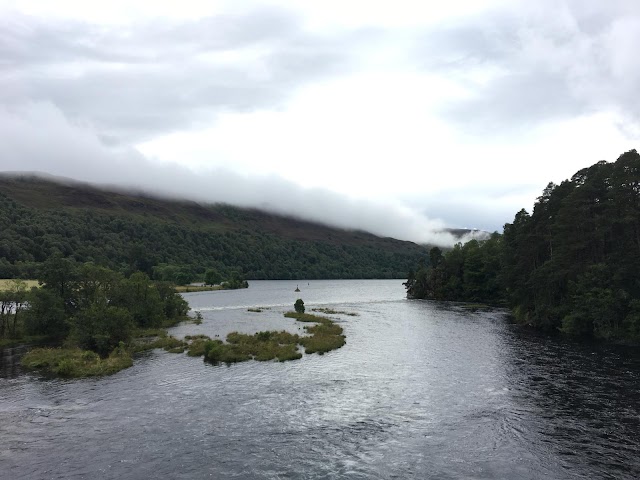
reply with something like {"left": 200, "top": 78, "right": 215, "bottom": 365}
{"left": 501, "top": 327, "right": 640, "bottom": 478}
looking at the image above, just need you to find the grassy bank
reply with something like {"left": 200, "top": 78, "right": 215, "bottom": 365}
{"left": 21, "top": 344, "right": 133, "bottom": 377}
{"left": 0, "top": 279, "right": 39, "bottom": 291}
{"left": 174, "top": 285, "right": 224, "bottom": 293}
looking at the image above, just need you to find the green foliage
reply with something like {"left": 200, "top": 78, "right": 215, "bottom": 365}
{"left": 16, "top": 255, "right": 190, "bottom": 359}
{"left": 204, "top": 268, "right": 221, "bottom": 286}
{"left": 220, "top": 270, "right": 249, "bottom": 289}
{"left": 0, "top": 176, "right": 427, "bottom": 281}
{"left": 23, "top": 286, "right": 67, "bottom": 337}
{"left": 0, "top": 279, "right": 29, "bottom": 339}
{"left": 404, "top": 235, "right": 504, "bottom": 305}
{"left": 405, "top": 149, "right": 640, "bottom": 341}
{"left": 70, "top": 303, "right": 134, "bottom": 357}
{"left": 294, "top": 298, "right": 305, "bottom": 314}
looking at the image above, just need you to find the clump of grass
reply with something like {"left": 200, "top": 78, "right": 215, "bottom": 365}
{"left": 247, "top": 308, "right": 263, "bottom": 313}
{"left": 133, "top": 334, "right": 186, "bottom": 353}
{"left": 21, "top": 344, "right": 133, "bottom": 378}
{"left": 312, "top": 307, "right": 359, "bottom": 316}
{"left": 203, "top": 340, "right": 252, "bottom": 364}
{"left": 284, "top": 311, "right": 331, "bottom": 323}
{"left": 186, "top": 336, "right": 212, "bottom": 357}
{"left": 133, "top": 328, "right": 168, "bottom": 338}
{"left": 198, "top": 330, "right": 303, "bottom": 365}
{"left": 283, "top": 311, "right": 346, "bottom": 355}
{"left": 299, "top": 334, "right": 346, "bottom": 355}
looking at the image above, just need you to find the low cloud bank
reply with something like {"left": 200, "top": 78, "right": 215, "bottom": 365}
{"left": 0, "top": 102, "right": 458, "bottom": 246}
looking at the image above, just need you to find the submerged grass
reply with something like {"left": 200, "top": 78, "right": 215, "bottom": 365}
{"left": 21, "top": 345, "right": 133, "bottom": 378}
{"left": 312, "top": 307, "right": 359, "bottom": 316}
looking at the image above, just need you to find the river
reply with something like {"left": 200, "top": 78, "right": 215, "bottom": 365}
{"left": 1, "top": 279, "right": 639, "bottom": 479}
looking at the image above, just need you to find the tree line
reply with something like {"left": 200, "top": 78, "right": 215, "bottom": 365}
{"left": 405, "top": 149, "right": 640, "bottom": 340}
{"left": 0, "top": 254, "right": 190, "bottom": 354}
{"left": 0, "top": 184, "right": 424, "bottom": 282}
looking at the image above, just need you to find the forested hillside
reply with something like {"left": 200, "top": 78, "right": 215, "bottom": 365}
{"left": 0, "top": 175, "right": 427, "bottom": 280}
{"left": 405, "top": 149, "right": 640, "bottom": 340}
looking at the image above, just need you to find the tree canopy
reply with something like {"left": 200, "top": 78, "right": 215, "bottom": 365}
{"left": 406, "top": 149, "right": 640, "bottom": 340}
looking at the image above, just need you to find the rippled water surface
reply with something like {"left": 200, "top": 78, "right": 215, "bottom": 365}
{"left": 2, "top": 280, "right": 640, "bottom": 479}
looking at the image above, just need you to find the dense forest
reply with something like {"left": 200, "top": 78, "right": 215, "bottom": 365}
{"left": 0, "top": 175, "right": 428, "bottom": 281}
{"left": 405, "top": 149, "right": 640, "bottom": 340}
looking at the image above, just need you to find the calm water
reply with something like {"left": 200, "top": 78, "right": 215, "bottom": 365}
{"left": 1, "top": 280, "right": 640, "bottom": 479}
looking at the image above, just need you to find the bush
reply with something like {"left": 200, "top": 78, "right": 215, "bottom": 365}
{"left": 294, "top": 298, "right": 305, "bottom": 314}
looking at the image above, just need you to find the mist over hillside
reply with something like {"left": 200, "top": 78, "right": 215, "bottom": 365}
{"left": 0, "top": 174, "right": 435, "bottom": 280}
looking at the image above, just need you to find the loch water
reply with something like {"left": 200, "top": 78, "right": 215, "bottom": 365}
{"left": 1, "top": 280, "right": 640, "bottom": 479}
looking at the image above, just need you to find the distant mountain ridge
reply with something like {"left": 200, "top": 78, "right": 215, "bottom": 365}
{"left": 0, "top": 173, "right": 431, "bottom": 280}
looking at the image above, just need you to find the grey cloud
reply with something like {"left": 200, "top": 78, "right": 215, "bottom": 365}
{"left": 1, "top": 9, "right": 372, "bottom": 142}
{"left": 0, "top": 102, "right": 456, "bottom": 246}
{"left": 0, "top": 8, "right": 299, "bottom": 66}
{"left": 403, "top": 182, "right": 541, "bottom": 233}
{"left": 412, "top": 0, "right": 640, "bottom": 134}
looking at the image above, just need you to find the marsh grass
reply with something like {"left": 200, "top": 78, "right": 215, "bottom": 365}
{"left": 312, "top": 307, "right": 359, "bottom": 316}
{"left": 247, "top": 308, "right": 263, "bottom": 313}
{"left": 282, "top": 311, "right": 346, "bottom": 355}
{"left": 186, "top": 336, "right": 212, "bottom": 357}
{"left": 146, "top": 335, "right": 187, "bottom": 352}
{"left": 298, "top": 334, "right": 346, "bottom": 355}
{"left": 210, "top": 330, "right": 302, "bottom": 363}
{"left": 21, "top": 345, "right": 133, "bottom": 378}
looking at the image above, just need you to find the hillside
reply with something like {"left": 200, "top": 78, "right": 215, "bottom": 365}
{"left": 0, "top": 174, "right": 428, "bottom": 280}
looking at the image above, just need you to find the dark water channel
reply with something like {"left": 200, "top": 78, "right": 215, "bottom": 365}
{"left": 1, "top": 280, "right": 640, "bottom": 479}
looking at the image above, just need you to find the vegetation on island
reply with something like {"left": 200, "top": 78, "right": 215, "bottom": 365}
{"left": 14, "top": 274, "right": 347, "bottom": 376}
{"left": 180, "top": 307, "right": 346, "bottom": 364}
{"left": 405, "top": 149, "right": 640, "bottom": 341}
{"left": 0, "top": 175, "right": 426, "bottom": 281}
{"left": 3, "top": 254, "right": 191, "bottom": 377}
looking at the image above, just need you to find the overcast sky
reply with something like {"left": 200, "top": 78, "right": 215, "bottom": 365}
{"left": 0, "top": 0, "right": 638, "bottom": 245}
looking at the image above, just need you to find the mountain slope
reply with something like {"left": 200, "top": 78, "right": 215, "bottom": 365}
{"left": 0, "top": 174, "right": 428, "bottom": 280}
